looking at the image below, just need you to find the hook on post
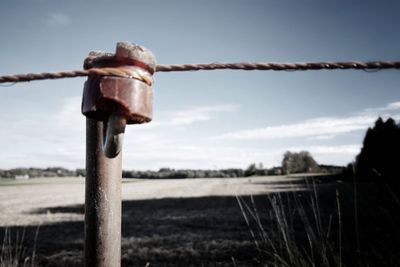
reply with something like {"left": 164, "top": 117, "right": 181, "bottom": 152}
{"left": 81, "top": 42, "right": 156, "bottom": 267}
{"left": 103, "top": 114, "right": 127, "bottom": 158}
{"left": 81, "top": 42, "right": 156, "bottom": 157}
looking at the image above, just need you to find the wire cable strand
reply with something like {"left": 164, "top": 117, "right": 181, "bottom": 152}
{"left": 155, "top": 61, "right": 400, "bottom": 72}
{"left": 0, "top": 61, "right": 399, "bottom": 83}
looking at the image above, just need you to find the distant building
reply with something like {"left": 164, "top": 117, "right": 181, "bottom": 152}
{"left": 15, "top": 174, "right": 29, "bottom": 180}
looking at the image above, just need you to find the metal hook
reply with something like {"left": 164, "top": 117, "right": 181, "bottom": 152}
{"left": 103, "top": 114, "right": 127, "bottom": 158}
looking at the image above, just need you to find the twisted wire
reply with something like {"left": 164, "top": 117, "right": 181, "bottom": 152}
{"left": 155, "top": 61, "right": 400, "bottom": 72}
{"left": 0, "top": 61, "right": 399, "bottom": 84}
{"left": 0, "top": 67, "right": 153, "bottom": 85}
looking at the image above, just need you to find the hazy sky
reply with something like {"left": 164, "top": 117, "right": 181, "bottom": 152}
{"left": 0, "top": 0, "right": 399, "bottom": 170}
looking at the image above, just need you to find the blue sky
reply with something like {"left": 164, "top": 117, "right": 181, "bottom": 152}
{"left": 0, "top": 0, "right": 399, "bottom": 170}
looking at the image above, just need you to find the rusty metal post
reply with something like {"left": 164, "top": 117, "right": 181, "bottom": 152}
{"left": 85, "top": 118, "right": 122, "bottom": 267}
{"left": 82, "top": 42, "right": 156, "bottom": 267}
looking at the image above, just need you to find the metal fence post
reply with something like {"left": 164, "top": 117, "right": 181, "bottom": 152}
{"left": 85, "top": 118, "right": 122, "bottom": 267}
{"left": 82, "top": 42, "right": 156, "bottom": 267}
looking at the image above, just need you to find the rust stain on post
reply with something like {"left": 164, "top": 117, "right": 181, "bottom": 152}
{"left": 85, "top": 118, "right": 122, "bottom": 267}
{"left": 82, "top": 75, "right": 153, "bottom": 124}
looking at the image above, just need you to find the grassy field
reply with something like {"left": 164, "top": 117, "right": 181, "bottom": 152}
{"left": 0, "top": 176, "right": 305, "bottom": 227}
{"left": 0, "top": 175, "right": 399, "bottom": 266}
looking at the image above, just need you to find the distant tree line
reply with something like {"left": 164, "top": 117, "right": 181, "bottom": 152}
{"left": 0, "top": 167, "right": 85, "bottom": 179}
{"left": 0, "top": 167, "right": 257, "bottom": 179}
{"left": 122, "top": 168, "right": 245, "bottom": 179}
{"left": 0, "top": 152, "right": 343, "bottom": 179}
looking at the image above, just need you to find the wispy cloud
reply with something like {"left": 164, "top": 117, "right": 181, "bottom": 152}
{"left": 0, "top": 99, "right": 239, "bottom": 168}
{"left": 149, "top": 104, "right": 239, "bottom": 127}
{"left": 362, "top": 101, "right": 400, "bottom": 114}
{"left": 45, "top": 99, "right": 238, "bottom": 137}
{"left": 43, "top": 13, "right": 70, "bottom": 26}
{"left": 1, "top": 98, "right": 398, "bottom": 169}
{"left": 385, "top": 101, "right": 400, "bottom": 110}
{"left": 214, "top": 115, "right": 374, "bottom": 140}
{"left": 214, "top": 102, "right": 400, "bottom": 141}
{"left": 0, "top": 97, "right": 85, "bottom": 168}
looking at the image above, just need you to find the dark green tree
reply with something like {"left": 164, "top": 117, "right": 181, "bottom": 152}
{"left": 244, "top": 163, "right": 257, "bottom": 177}
{"left": 355, "top": 117, "right": 400, "bottom": 181}
{"left": 282, "top": 151, "right": 319, "bottom": 174}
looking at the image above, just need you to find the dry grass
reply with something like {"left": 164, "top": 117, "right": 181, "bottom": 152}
{"left": 0, "top": 227, "right": 39, "bottom": 267}
{"left": 236, "top": 182, "right": 342, "bottom": 267}
{"left": 237, "top": 176, "right": 400, "bottom": 267}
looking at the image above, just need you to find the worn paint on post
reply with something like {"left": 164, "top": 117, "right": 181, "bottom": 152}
{"left": 85, "top": 118, "right": 122, "bottom": 267}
